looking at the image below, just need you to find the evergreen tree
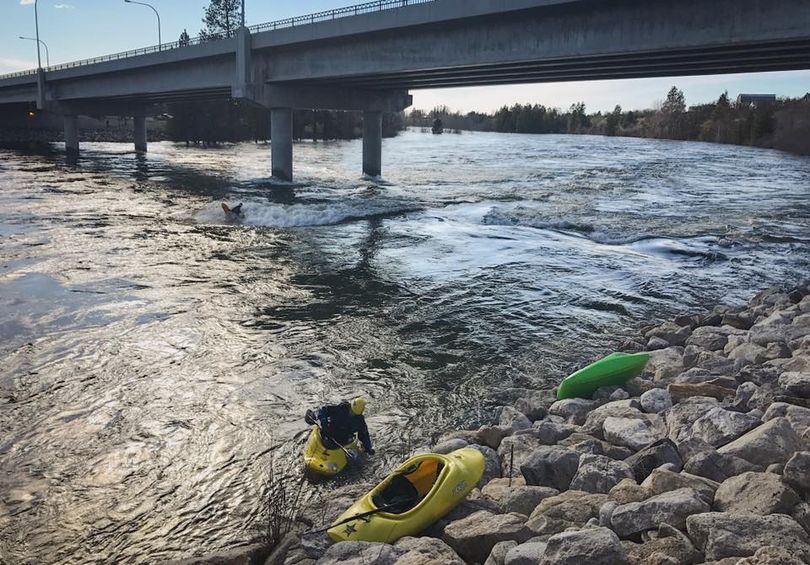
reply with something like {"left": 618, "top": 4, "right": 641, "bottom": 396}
{"left": 201, "top": 0, "right": 242, "bottom": 40}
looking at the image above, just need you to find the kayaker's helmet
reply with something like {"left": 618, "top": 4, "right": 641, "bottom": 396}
{"left": 350, "top": 397, "right": 366, "bottom": 415}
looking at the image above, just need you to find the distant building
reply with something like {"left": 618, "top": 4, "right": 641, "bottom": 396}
{"left": 737, "top": 94, "right": 776, "bottom": 107}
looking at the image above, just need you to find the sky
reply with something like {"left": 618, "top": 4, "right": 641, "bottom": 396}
{"left": 2, "top": 0, "right": 809, "bottom": 113}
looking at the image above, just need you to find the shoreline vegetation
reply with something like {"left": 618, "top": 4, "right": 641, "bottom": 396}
{"left": 409, "top": 86, "right": 810, "bottom": 156}
{"left": 191, "top": 280, "right": 810, "bottom": 564}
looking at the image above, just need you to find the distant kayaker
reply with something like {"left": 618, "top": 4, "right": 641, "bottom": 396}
{"left": 221, "top": 202, "right": 244, "bottom": 218}
{"left": 308, "top": 398, "right": 374, "bottom": 455}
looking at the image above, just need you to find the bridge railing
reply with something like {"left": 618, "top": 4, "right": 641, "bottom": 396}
{"left": 0, "top": 0, "right": 435, "bottom": 81}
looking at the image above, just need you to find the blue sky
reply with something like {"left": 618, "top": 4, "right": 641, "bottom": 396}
{"left": 3, "top": 0, "right": 809, "bottom": 113}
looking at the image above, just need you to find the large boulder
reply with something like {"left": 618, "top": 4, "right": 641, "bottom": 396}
{"left": 442, "top": 511, "right": 533, "bottom": 564}
{"left": 498, "top": 435, "right": 544, "bottom": 477}
{"left": 646, "top": 347, "right": 684, "bottom": 382}
{"left": 779, "top": 372, "right": 810, "bottom": 399}
{"left": 603, "top": 416, "right": 666, "bottom": 451}
{"left": 641, "top": 468, "right": 719, "bottom": 505}
{"left": 713, "top": 471, "right": 800, "bottom": 515}
{"left": 505, "top": 542, "right": 548, "bottom": 565}
{"left": 623, "top": 438, "right": 682, "bottom": 482}
{"left": 468, "top": 444, "right": 502, "bottom": 488}
{"left": 610, "top": 487, "right": 710, "bottom": 537}
{"left": 569, "top": 454, "right": 634, "bottom": 494}
{"left": 608, "top": 478, "right": 649, "bottom": 504}
{"left": 734, "top": 546, "right": 807, "bottom": 565}
{"left": 581, "top": 401, "right": 644, "bottom": 439}
{"left": 548, "top": 398, "right": 597, "bottom": 425}
{"left": 783, "top": 451, "right": 810, "bottom": 496}
{"left": 646, "top": 321, "right": 692, "bottom": 347}
{"left": 621, "top": 523, "right": 700, "bottom": 565}
{"left": 477, "top": 425, "right": 513, "bottom": 450}
{"left": 559, "top": 434, "right": 634, "bottom": 461}
{"left": 530, "top": 490, "right": 608, "bottom": 525}
{"left": 500, "top": 406, "right": 533, "bottom": 432}
{"left": 717, "top": 417, "right": 803, "bottom": 467}
{"left": 688, "top": 407, "right": 762, "bottom": 448}
{"left": 317, "top": 542, "right": 401, "bottom": 564}
{"left": 729, "top": 342, "right": 768, "bottom": 366}
{"left": 665, "top": 396, "right": 720, "bottom": 444}
{"left": 393, "top": 537, "right": 465, "bottom": 564}
{"left": 686, "top": 512, "right": 810, "bottom": 561}
{"left": 683, "top": 449, "right": 759, "bottom": 482}
{"left": 685, "top": 325, "right": 736, "bottom": 351}
{"left": 639, "top": 388, "right": 673, "bottom": 414}
{"left": 521, "top": 446, "right": 581, "bottom": 491}
{"left": 762, "top": 402, "right": 810, "bottom": 436}
{"left": 667, "top": 382, "right": 736, "bottom": 403}
{"left": 540, "top": 527, "right": 628, "bottom": 565}
{"left": 531, "top": 420, "right": 578, "bottom": 445}
{"left": 482, "top": 480, "right": 559, "bottom": 516}
{"left": 485, "top": 541, "right": 518, "bottom": 565}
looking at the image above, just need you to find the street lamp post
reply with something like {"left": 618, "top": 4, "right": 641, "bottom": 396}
{"left": 34, "top": 0, "right": 42, "bottom": 69}
{"left": 241, "top": 0, "right": 245, "bottom": 27}
{"left": 124, "top": 0, "right": 162, "bottom": 50}
{"left": 19, "top": 36, "right": 50, "bottom": 68}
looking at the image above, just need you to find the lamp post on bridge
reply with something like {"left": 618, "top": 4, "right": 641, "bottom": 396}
{"left": 124, "top": 0, "right": 162, "bottom": 50}
{"left": 32, "top": 0, "right": 42, "bottom": 70}
{"left": 19, "top": 36, "right": 50, "bottom": 68}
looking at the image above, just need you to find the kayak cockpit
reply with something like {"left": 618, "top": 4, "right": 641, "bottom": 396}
{"left": 371, "top": 457, "right": 447, "bottom": 515}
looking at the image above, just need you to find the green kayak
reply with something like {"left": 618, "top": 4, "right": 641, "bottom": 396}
{"left": 556, "top": 352, "right": 651, "bottom": 400}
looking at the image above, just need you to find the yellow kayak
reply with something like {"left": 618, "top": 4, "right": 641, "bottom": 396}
{"left": 303, "top": 425, "right": 359, "bottom": 478}
{"left": 328, "top": 447, "right": 484, "bottom": 543}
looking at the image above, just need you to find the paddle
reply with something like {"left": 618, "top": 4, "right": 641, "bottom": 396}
{"left": 310, "top": 500, "right": 411, "bottom": 534}
{"left": 305, "top": 409, "right": 359, "bottom": 465}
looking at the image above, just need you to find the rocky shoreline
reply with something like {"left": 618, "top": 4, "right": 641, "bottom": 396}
{"left": 192, "top": 281, "right": 810, "bottom": 565}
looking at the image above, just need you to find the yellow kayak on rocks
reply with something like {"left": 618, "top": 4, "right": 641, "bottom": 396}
{"left": 303, "top": 425, "right": 360, "bottom": 478}
{"left": 327, "top": 447, "right": 484, "bottom": 543}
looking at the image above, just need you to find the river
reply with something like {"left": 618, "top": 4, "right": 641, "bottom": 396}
{"left": 1, "top": 130, "right": 809, "bottom": 563}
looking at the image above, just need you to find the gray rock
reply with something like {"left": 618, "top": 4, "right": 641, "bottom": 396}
{"left": 599, "top": 501, "right": 620, "bottom": 527}
{"left": 686, "top": 326, "right": 732, "bottom": 351}
{"left": 683, "top": 449, "right": 759, "bottom": 482}
{"left": 647, "top": 336, "right": 672, "bottom": 351}
{"left": 514, "top": 398, "right": 548, "bottom": 422}
{"left": 485, "top": 541, "right": 519, "bottom": 565}
{"left": 665, "top": 396, "right": 720, "bottom": 444}
{"left": 779, "top": 372, "right": 810, "bottom": 398}
{"left": 499, "top": 435, "right": 544, "bottom": 478}
{"left": 482, "top": 477, "right": 526, "bottom": 502}
{"left": 608, "top": 479, "right": 649, "bottom": 504}
{"left": 713, "top": 471, "right": 800, "bottom": 515}
{"left": 728, "top": 342, "right": 768, "bottom": 366}
{"left": 540, "top": 527, "right": 628, "bottom": 565}
{"left": 640, "top": 388, "right": 673, "bottom": 414}
{"left": 793, "top": 502, "right": 810, "bottom": 536}
{"left": 548, "top": 398, "right": 597, "bottom": 425}
{"left": 501, "top": 406, "right": 534, "bottom": 432}
{"left": 434, "top": 438, "right": 470, "bottom": 454}
{"left": 689, "top": 407, "right": 762, "bottom": 448}
{"left": 316, "top": 542, "right": 401, "bottom": 565}
{"left": 610, "top": 487, "right": 710, "bottom": 537}
{"left": 521, "top": 446, "right": 581, "bottom": 491}
{"left": 783, "top": 451, "right": 810, "bottom": 495}
{"left": 581, "top": 400, "right": 644, "bottom": 439}
{"left": 443, "top": 511, "right": 533, "bottom": 564}
{"left": 646, "top": 321, "right": 692, "bottom": 347}
{"left": 529, "top": 490, "right": 608, "bottom": 525}
{"left": 623, "top": 438, "right": 683, "bottom": 482}
{"left": 477, "top": 425, "right": 513, "bottom": 450}
{"left": 734, "top": 382, "right": 759, "bottom": 411}
{"left": 569, "top": 454, "right": 634, "bottom": 494}
{"left": 393, "top": 537, "right": 465, "bottom": 564}
{"left": 765, "top": 462, "right": 784, "bottom": 474}
{"left": 645, "top": 347, "right": 684, "bottom": 382}
{"left": 734, "top": 545, "right": 806, "bottom": 565}
{"left": 564, "top": 436, "right": 634, "bottom": 461}
{"left": 717, "top": 417, "right": 803, "bottom": 467}
{"left": 592, "top": 385, "right": 628, "bottom": 401}
{"left": 621, "top": 523, "right": 700, "bottom": 565}
{"left": 505, "top": 542, "right": 548, "bottom": 565}
{"left": 483, "top": 479, "right": 559, "bottom": 516}
{"left": 641, "top": 468, "right": 719, "bottom": 505}
{"left": 603, "top": 416, "right": 666, "bottom": 451}
{"left": 749, "top": 309, "right": 795, "bottom": 346}
{"left": 609, "top": 388, "right": 631, "bottom": 401}
{"left": 531, "top": 420, "right": 578, "bottom": 445}
{"left": 469, "top": 444, "right": 502, "bottom": 488}
{"left": 686, "top": 512, "right": 810, "bottom": 561}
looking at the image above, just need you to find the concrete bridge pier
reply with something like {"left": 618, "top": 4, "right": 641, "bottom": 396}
{"left": 134, "top": 115, "right": 147, "bottom": 153}
{"left": 271, "top": 107, "right": 293, "bottom": 182}
{"left": 362, "top": 111, "right": 382, "bottom": 178}
{"left": 63, "top": 115, "right": 79, "bottom": 159}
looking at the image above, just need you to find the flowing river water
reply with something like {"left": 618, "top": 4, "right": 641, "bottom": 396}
{"left": 1, "top": 130, "right": 809, "bottom": 563}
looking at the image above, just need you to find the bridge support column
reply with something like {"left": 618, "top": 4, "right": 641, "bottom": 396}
{"left": 362, "top": 110, "right": 382, "bottom": 178}
{"left": 64, "top": 115, "right": 79, "bottom": 158}
{"left": 271, "top": 107, "right": 293, "bottom": 181}
{"left": 134, "top": 115, "right": 147, "bottom": 153}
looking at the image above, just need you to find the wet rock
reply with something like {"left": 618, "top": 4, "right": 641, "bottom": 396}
{"left": 623, "top": 438, "right": 683, "bottom": 482}
{"left": 688, "top": 407, "right": 761, "bottom": 447}
{"left": 498, "top": 435, "right": 544, "bottom": 477}
{"left": 621, "top": 524, "right": 700, "bottom": 565}
{"left": 686, "top": 512, "right": 810, "bottom": 561}
{"left": 779, "top": 372, "right": 810, "bottom": 398}
{"left": 442, "top": 511, "right": 532, "bottom": 564}
{"left": 717, "top": 416, "right": 803, "bottom": 467}
{"left": 640, "top": 388, "right": 672, "bottom": 414}
{"left": 485, "top": 541, "right": 518, "bottom": 565}
{"left": 608, "top": 478, "right": 649, "bottom": 504}
{"left": 540, "top": 527, "right": 628, "bottom": 565}
{"left": 505, "top": 542, "right": 548, "bottom": 565}
{"left": 434, "top": 438, "right": 469, "bottom": 454}
{"left": 610, "top": 487, "right": 710, "bottom": 537}
{"left": 683, "top": 449, "right": 759, "bottom": 482}
{"left": 477, "top": 425, "right": 512, "bottom": 450}
{"left": 603, "top": 416, "right": 666, "bottom": 451}
{"left": 500, "top": 406, "right": 533, "bottom": 432}
{"left": 531, "top": 420, "right": 577, "bottom": 445}
{"left": 783, "top": 451, "right": 810, "bottom": 495}
{"left": 667, "top": 382, "right": 736, "bottom": 403}
{"left": 713, "top": 471, "right": 800, "bottom": 515}
{"left": 521, "top": 446, "right": 581, "bottom": 491}
{"left": 569, "top": 454, "right": 634, "bottom": 494}
{"left": 641, "top": 468, "right": 719, "bottom": 505}
{"left": 646, "top": 347, "right": 684, "bottom": 382}
{"left": 548, "top": 398, "right": 596, "bottom": 425}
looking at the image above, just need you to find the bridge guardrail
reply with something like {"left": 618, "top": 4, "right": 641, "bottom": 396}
{"left": 0, "top": 0, "right": 434, "bottom": 81}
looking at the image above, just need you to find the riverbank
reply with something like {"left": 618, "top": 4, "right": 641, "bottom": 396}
{"left": 257, "top": 280, "right": 810, "bottom": 565}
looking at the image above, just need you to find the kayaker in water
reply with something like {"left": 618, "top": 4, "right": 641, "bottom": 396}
{"left": 308, "top": 398, "right": 374, "bottom": 455}
{"left": 221, "top": 202, "right": 244, "bottom": 218}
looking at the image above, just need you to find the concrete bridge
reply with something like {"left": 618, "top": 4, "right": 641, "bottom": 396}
{"left": 1, "top": 0, "right": 809, "bottom": 179}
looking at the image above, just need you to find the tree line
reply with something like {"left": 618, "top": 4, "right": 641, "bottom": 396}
{"left": 407, "top": 88, "right": 810, "bottom": 155}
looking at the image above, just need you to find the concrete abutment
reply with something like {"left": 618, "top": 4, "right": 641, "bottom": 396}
{"left": 362, "top": 111, "right": 382, "bottom": 178}
{"left": 134, "top": 115, "right": 147, "bottom": 153}
{"left": 63, "top": 115, "right": 79, "bottom": 158}
{"left": 271, "top": 108, "right": 293, "bottom": 182}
